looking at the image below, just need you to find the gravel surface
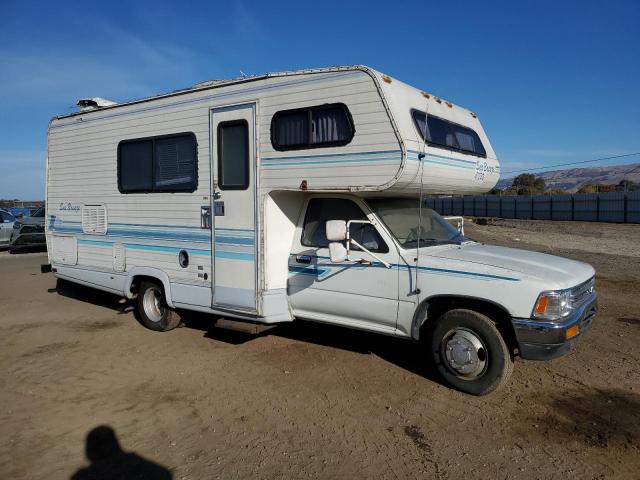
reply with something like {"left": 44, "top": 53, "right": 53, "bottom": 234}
{"left": 0, "top": 221, "right": 639, "bottom": 479}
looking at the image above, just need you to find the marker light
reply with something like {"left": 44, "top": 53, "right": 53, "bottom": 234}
{"left": 565, "top": 324, "right": 580, "bottom": 340}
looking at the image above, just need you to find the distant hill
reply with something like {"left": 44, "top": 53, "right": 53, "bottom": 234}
{"left": 497, "top": 163, "right": 640, "bottom": 192}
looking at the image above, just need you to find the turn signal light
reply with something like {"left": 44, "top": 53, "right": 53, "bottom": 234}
{"left": 566, "top": 325, "right": 580, "bottom": 340}
{"left": 534, "top": 296, "right": 549, "bottom": 315}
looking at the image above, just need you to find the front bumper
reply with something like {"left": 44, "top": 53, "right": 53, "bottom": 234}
{"left": 511, "top": 292, "right": 598, "bottom": 360}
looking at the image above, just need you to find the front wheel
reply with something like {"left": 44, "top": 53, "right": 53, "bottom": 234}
{"left": 136, "top": 281, "right": 181, "bottom": 332}
{"left": 428, "top": 309, "right": 513, "bottom": 396}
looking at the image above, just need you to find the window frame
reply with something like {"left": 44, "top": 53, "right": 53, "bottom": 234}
{"left": 117, "top": 132, "right": 198, "bottom": 194}
{"left": 300, "top": 197, "right": 389, "bottom": 254}
{"left": 410, "top": 109, "right": 486, "bottom": 158}
{"left": 271, "top": 103, "right": 355, "bottom": 151}
{"left": 217, "top": 119, "right": 250, "bottom": 191}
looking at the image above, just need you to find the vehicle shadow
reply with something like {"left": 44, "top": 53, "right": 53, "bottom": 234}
{"left": 70, "top": 425, "right": 172, "bottom": 479}
{"left": 182, "top": 312, "right": 439, "bottom": 382}
{"left": 50, "top": 280, "right": 439, "bottom": 383}
{"left": 50, "top": 279, "right": 134, "bottom": 315}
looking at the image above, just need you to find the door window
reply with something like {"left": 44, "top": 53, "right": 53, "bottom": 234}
{"left": 217, "top": 120, "right": 249, "bottom": 190}
{"left": 301, "top": 198, "right": 388, "bottom": 253}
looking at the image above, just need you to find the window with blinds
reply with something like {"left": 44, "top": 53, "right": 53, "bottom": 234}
{"left": 271, "top": 103, "right": 354, "bottom": 151}
{"left": 118, "top": 133, "right": 197, "bottom": 193}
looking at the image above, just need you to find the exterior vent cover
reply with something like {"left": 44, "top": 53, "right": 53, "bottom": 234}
{"left": 82, "top": 205, "right": 107, "bottom": 234}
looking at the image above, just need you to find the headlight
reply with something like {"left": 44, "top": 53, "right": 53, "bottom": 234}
{"left": 532, "top": 288, "right": 573, "bottom": 321}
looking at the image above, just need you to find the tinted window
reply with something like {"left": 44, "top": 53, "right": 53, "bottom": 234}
{"left": 119, "top": 140, "right": 153, "bottom": 192}
{"left": 272, "top": 104, "right": 354, "bottom": 151}
{"left": 218, "top": 120, "right": 249, "bottom": 190}
{"left": 118, "top": 133, "right": 197, "bottom": 193}
{"left": 412, "top": 110, "right": 486, "bottom": 157}
{"left": 301, "top": 198, "right": 388, "bottom": 253}
{"left": 0, "top": 211, "right": 14, "bottom": 222}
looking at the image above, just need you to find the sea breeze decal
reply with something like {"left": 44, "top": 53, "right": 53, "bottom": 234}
{"left": 59, "top": 202, "right": 81, "bottom": 212}
{"left": 474, "top": 160, "right": 499, "bottom": 184}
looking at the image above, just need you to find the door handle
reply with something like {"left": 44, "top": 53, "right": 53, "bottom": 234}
{"left": 295, "top": 255, "right": 312, "bottom": 264}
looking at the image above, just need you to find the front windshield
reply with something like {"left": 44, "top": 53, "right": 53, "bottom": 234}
{"left": 368, "top": 198, "right": 464, "bottom": 248}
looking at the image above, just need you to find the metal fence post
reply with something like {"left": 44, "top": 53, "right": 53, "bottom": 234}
{"left": 624, "top": 193, "right": 628, "bottom": 223}
{"left": 571, "top": 195, "right": 575, "bottom": 221}
{"left": 531, "top": 195, "right": 534, "bottom": 219}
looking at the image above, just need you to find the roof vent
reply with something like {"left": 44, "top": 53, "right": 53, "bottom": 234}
{"left": 77, "top": 97, "right": 117, "bottom": 112}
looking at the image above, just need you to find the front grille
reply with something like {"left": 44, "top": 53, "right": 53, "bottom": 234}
{"left": 571, "top": 277, "right": 595, "bottom": 306}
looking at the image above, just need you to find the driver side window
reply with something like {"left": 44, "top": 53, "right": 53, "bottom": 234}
{"left": 301, "top": 198, "right": 388, "bottom": 253}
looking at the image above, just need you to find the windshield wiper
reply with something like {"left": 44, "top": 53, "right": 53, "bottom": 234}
{"left": 403, "top": 237, "right": 462, "bottom": 247}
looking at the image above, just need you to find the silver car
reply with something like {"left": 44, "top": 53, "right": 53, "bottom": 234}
{"left": 0, "top": 209, "right": 16, "bottom": 248}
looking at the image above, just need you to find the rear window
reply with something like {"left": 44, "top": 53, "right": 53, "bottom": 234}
{"left": 412, "top": 110, "right": 486, "bottom": 157}
{"left": 271, "top": 103, "right": 354, "bottom": 151}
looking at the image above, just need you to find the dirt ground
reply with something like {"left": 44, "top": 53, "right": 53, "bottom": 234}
{"left": 1, "top": 219, "right": 639, "bottom": 480}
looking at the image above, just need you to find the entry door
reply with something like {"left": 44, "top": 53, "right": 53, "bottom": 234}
{"left": 210, "top": 104, "right": 257, "bottom": 311}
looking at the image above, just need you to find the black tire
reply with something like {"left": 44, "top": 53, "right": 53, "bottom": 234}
{"left": 428, "top": 309, "right": 513, "bottom": 396}
{"left": 136, "top": 281, "right": 181, "bottom": 332}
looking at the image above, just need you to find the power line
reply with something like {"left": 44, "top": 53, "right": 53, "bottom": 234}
{"left": 502, "top": 152, "right": 640, "bottom": 175}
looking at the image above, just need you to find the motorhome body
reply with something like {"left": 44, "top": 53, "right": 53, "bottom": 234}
{"left": 46, "top": 66, "right": 596, "bottom": 395}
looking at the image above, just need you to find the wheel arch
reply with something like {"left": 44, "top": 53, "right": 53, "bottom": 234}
{"left": 124, "top": 267, "right": 174, "bottom": 308}
{"left": 411, "top": 295, "right": 518, "bottom": 353}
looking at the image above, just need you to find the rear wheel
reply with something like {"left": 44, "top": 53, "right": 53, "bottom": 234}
{"left": 136, "top": 281, "right": 181, "bottom": 332}
{"left": 428, "top": 309, "right": 513, "bottom": 396}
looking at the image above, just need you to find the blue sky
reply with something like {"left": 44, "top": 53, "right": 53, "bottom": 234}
{"left": 1, "top": 0, "right": 639, "bottom": 199}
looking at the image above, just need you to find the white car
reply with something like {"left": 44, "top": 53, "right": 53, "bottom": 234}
{"left": 0, "top": 209, "right": 16, "bottom": 248}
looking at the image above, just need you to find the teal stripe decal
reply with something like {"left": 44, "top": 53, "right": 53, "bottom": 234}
{"left": 126, "top": 244, "right": 210, "bottom": 256}
{"left": 78, "top": 239, "right": 113, "bottom": 247}
{"left": 215, "top": 250, "right": 255, "bottom": 261}
{"left": 288, "top": 253, "right": 519, "bottom": 282}
{"left": 263, "top": 150, "right": 401, "bottom": 161}
{"left": 263, "top": 156, "right": 399, "bottom": 167}
{"left": 214, "top": 236, "right": 255, "bottom": 246}
{"left": 407, "top": 150, "right": 478, "bottom": 165}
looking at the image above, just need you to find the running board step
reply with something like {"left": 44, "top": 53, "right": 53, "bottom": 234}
{"left": 215, "top": 318, "right": 275, "bottom": 335}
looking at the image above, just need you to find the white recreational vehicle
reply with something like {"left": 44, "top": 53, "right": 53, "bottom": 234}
{"left": 45, "top": 66, "right": 597, "bottom": 395}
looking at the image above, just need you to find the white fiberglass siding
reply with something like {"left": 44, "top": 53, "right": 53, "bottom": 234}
{"left": 46, "top": 68, "right": 400, "bottom": 293}
{"left": 373, "top": 71, "right": 500, "bottom": 195}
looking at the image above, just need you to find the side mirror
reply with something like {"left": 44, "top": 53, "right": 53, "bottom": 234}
{"left": 328, "top": 242, "right": 348, "bottom": 263}
{"left": 326, "top": 220, "right": 347, "bottom": 241}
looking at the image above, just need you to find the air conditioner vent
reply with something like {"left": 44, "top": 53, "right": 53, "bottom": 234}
{"left": 82, "top": 205, "right": 107, "bottom": 234}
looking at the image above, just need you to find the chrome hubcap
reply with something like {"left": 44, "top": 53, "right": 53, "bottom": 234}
{"left": 441, "top": 328, "right": 488, "bottom": 379}
{"left": 142, "top": 287, "right": 164, "bottom": 323}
